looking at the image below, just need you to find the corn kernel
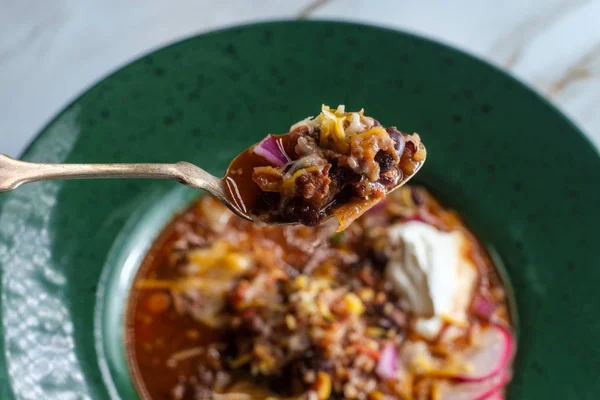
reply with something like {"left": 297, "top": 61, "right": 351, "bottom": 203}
{"left": 366, "top": 327, "right": 385, "bottom": 337}
{"left": 285, "top": 314, "right": 297, "bottom": 330}
{"left": 343, "top": 293, "right": 365, "bottom": 316}
{"left": 224, "top": 253, "right": 251, "bottom": 271}
{"left": 368, "top": 391, "right": 384, "bottom": 400}
{"left": 295, "top": 275, "right": 308, "bottom": 289}
{"left": 314, "top": 372, "right": 332, "bottom": 400}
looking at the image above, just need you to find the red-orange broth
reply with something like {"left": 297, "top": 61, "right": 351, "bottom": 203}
{"left": 126, "top": 186, "right": 513, "bottom": 400}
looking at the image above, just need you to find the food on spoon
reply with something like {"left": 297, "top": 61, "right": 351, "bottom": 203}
{"left": 224, "top": 105, "right": 426, "bottom": 231}
{"left": 126, "top": 186, "right": 515, "bottom": 400}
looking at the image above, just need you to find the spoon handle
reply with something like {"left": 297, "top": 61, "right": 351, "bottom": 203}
{"left": 0, "top": 154, "right": 201, "bottom": 191}
{"left": 0, "top": 154, "right": 251, "bottom": 220}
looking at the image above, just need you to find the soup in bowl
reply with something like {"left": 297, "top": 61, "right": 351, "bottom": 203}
{"left": 126, "top": 186, "right": 515, "bottom": 400}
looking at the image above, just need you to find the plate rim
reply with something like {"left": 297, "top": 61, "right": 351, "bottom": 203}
{"left": 15, "top": 20, "right": 599, "bottom": 161}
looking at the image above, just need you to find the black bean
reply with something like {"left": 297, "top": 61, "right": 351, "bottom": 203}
{"left": 375, "top": 150, "right": 396, "bottom": 173}
{"left": 386, "top": 126, "right": 406, "bottom": 153}
{"left": 335, "top": 165, "right": 360, "bottom": 183}
{"left": 335, "top": 185, "right": 355, "bottom": 204}
{"left": 261, "top": 191, "right": 280, "bottom": 206}
{"left": 284, "top": 198, "right": 323, "bottom": 226}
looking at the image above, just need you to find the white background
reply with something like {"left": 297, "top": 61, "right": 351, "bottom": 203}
{"left": 2, "top": 0, "right": 599, "bottom": 157}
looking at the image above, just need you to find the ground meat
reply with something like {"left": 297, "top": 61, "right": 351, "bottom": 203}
{"left": 268, "top": 162, "right": 335, "bottom": 227}
{"left": 296, "top": 165, "right": 331, "bottom": 201}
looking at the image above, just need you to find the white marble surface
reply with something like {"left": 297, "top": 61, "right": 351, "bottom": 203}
{"left": 1, "top": 0, "right": 599, "bottom": 157}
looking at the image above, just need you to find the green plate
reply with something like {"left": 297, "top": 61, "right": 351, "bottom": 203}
{"left": 1, "top": 21, "right": 599, "bottom": 399}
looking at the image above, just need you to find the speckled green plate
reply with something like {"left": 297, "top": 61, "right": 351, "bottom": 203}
{"left": 0, "top": 21, "right": 599, "bottom": 400}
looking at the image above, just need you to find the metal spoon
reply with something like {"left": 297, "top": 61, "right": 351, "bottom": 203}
{"left": 0, "top": 154, "right": 248, "bottom": 219}
{"left": 0, "top": 153, "right": 424, "bottom": 224}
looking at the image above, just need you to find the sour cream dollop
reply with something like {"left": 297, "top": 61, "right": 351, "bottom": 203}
{"left": 385, "top": 221, "right": 477, "bottom": 339}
